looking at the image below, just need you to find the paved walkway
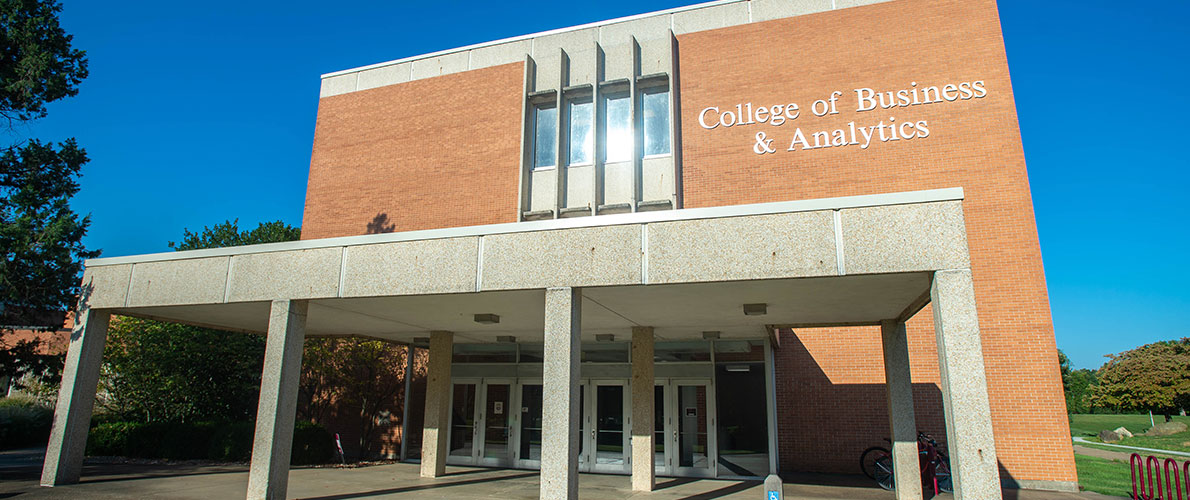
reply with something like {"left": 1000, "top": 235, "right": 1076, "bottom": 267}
{"left": 0, "top": 448, "right": 1116, "bottom": 499}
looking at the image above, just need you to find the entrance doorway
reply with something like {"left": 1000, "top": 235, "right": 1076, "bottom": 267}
{"left": 447, "top": 378, "right": 516, "bottom": 467}
{"left": 655, "top": 379, "right": 716, "bottom": 477}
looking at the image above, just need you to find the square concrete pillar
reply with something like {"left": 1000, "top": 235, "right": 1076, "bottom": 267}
{"left": 246, "top": 300, "right": 308, "bottom": 500}
{"left": 630, "top": 326, "right": 655, "bottom": 492}
{"left": 931, "top": 270, "right": 1001, "bottom": 500}
{"left": 420, "top": 330, "right": 454, "bottom": 478}
{"left": 541, "top": 287, "right": 581, "bottom": 500}
{"left": 41, "top": 308, "right": 110, "bottom": 486}
{"left": 880, "top": 320, "right": 921, "bottom": 499}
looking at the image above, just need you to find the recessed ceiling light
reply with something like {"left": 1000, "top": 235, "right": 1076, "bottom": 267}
{"left": 474, "top": 313, "right": 500, "bottom": 324}
{"left": 596, "top": 334, "right": 615, "bottom": 342}
{"left": 497, "top": 335, "right": 516, "bottom": 343}
{"left": 702, "top": 331, "right": 721, "bottom": 340}
{"left": 412, "top": 337, "right": 430, "bottom": 344}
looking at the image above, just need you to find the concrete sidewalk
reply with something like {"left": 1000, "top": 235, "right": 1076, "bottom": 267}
{"left": 1, "top": 448, "right": 1118, "bottom": 499}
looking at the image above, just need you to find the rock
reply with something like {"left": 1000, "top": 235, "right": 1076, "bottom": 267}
{"left": 1145, "top": 421, "right": 1188, "bottom": 436}
{"left": 1098, "top": 430, "right": 1122, "bottom": 443}
{"left": 1113, "top": 426, "right": 1133, "bottom": 438}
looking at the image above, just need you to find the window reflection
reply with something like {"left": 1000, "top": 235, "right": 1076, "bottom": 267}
{"left": 568, "top": 100, "right": 593, "bottom": 165}
{"left": 533, "top": 105, "right": 557, "bottom": 169}
{"left": 642, "top": 89, "right": 670, "bottom": 156}
{"left": 603, "top": 94, "right": 631, "bottom": 163}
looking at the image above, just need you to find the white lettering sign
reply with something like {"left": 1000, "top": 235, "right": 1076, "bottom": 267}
{"left": 696, "top": 79, "right": 988, "bottom": 155}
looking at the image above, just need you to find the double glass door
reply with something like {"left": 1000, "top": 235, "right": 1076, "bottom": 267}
{"left": 447, "top": 377, "right": 714, "bottom": 478}
{"left": 448, "top": 378, "right": 516, "bottom": 467}
{"left": 655, "top": 379, "right": 716, "bottom": 477}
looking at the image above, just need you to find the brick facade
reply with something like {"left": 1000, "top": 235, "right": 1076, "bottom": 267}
{"left": 300, "top": 0, "right": 1073, "bottom": 486}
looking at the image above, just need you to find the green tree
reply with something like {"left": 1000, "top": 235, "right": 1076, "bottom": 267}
{"left": 1090, "top": 338, "right": 1190, "bottom": 418}
{"left": 1058, "top": 351, "right": 1100, "bottom": 414}
{"left": 0, "top": 0, "right": 94, "bottom": 388}
{"left": 101, "top": 220, "right": 299, "bottom": 422}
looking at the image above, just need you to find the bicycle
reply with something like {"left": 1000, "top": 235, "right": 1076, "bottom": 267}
{"left": 859, "top": 432, "right": 952, "bottom": 494}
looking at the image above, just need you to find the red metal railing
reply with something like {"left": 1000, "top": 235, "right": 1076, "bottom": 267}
{"left": 1130, "top": 453, "right": 1190, "bottom": 500}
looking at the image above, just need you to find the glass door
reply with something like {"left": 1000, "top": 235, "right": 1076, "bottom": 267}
{"left": 447, "top": 379, "right": 479, "bottom": 464}
{"left": 578, "top": 379, "right": 629, "bottom": 473}
{"left": 478, "top": 378, "right": 514, "bottom": 467}
{"left": 516, "top": 380, "right": 543, "bottom": 468}
{"left": 654, "top": 379, "right": 716, "bottom": 477}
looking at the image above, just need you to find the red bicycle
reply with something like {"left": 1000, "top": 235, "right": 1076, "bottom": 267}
{"left": 860, "top": 432, "right": 953, "bottom": 494}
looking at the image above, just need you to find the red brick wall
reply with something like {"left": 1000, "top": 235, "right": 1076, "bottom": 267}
{"left": 677, "top": 0, "right": 1073, "bottom": 484}
{"left": 301, "top": 63, "right": 524, "bottom": 240}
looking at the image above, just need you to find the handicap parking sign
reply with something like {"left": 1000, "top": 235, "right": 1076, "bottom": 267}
{"left": 767, "top": 491, "right": 779, "bottom": 500}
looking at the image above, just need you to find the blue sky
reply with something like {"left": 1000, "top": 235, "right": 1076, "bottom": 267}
{"left": 20, "top": 1, "right": 1188, "bottom": 369}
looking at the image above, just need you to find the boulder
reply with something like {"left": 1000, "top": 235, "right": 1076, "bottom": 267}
{"left": 1098, "top": 430, "right": 1122, "bottom": 443}
{"left": 1113, "top": 426, "right": 1133, "bottom": 438}
{"left": 1146, "top": 421, "right": 1188, "bottom": 436}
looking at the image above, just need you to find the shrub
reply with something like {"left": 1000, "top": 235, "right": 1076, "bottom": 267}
{"left": 0, "top": 396, "right": 54, "bottom": 450}
{"left": 86, "top": 420, "right": 335, "bottom": 464}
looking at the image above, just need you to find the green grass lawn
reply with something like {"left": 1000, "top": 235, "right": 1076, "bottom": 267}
{"left": 1069, "top": 413, "right": 1190, "bottom": 437}
{"left": 1070, "top": 413, "right": 1190, "bottom": 453}
{"left": 1074, "top": 453, "right": 1135, "bottom": 498}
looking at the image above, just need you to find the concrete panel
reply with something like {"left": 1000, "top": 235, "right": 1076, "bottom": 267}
{"left": 410, "top": 51, "right": 470, "bottom": 80}
{"left": 534, "top": 53, "right": 561, "bottom": 91}
{"left": 750, "top": 0, "right": 834, "bottom": 22}
{"left": 600, "top": 14, "right": 672, "bottom": 45}
{"left": 530, "top": 168, "right": 557, "bottom": 212}
{"left": 565, "top": 164, "right": 594, "bottom": 210}
{"left": 341, "top": 237, "right": 478, "bottom": 297}
{"left": 566, "top": 47, "right": 598, "bottom": 86}
{"left": 319, "top": 73, "right": 357, "bottom": 98}
{"left": 227, "top": 248, "right": 342, "bottom": 302}
{"left": 673, "top": 2, "right": 750, "bottom": 35}
{"left": 836, "top": 0, "right": 895, "bottom": 9}
{"left": 648, "top": 211, "right": 836, "bottom": 283}
{"left": 841, "top": 201, "right": 970, "bottom": 274}
{"left": 533, "top": 27, "right": 598, "bottom": 59}
{"left": 602, "top": 161, "right": 634, "bottom": 206}
{"left": 469, "top": 40, "right": 532, "bottom": 69}
{"left": 482, "top": 225, "right": 641, "bottom": 289}
{"left": 640, "top": 156, "right": 673, "bottom": 203}
{"left": 638, "top": 37, "right": 672, "bottom": 76}
{"left": 126, "top": 257, "right": 229, "bottom": 307}
{"left": 357, "top": 62, "right": 411, "bottom": 91}
{"left": 601, "top": 43, "right": 633, "bottom": 81}
{"left": 79, "top": 264, "right": 132, "bottom": 309}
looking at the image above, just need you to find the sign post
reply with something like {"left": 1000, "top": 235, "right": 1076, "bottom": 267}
{"left": 764, "top": 474, "right": 783, "bottom": 500}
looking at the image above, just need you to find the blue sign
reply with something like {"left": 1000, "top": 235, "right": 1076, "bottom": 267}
{"left": 768, "top": 491, "right": 779, "bottom": 500}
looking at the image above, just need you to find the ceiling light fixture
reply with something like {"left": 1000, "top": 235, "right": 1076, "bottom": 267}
{"left": 596, "top": 334, "right": 615, "bottom": 342}
{"left": 496, "top": 335, "right": 517, "bottom": 343}
{"left": 702, "top": 331, "right": 721, "bottom": 340}
{"left": 474, "top": 313, "right": 501, "bottom": 324}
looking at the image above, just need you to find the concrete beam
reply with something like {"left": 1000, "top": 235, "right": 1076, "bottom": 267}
{"left": 540, "top": 287, "right": 581, "bottom": 499}
{"left": 247, "top": 300, "right": 308, "bottom": 500}
{"left": 420, "top": 330, "right": 454, "bottom": 478}
{"left": 880, "top": 320, "right": 921, "bottom": 499}
{"left": 41, "top": 308, "right": 110, "bottom": 486}
{"left": 630, "top": 326, "right": 655, "bottom": 491}
{"left": 931, "top": 270, "right": 1001, "bottom": 500}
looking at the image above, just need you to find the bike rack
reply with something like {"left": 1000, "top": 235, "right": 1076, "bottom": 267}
{"left": 1130, "top": 453, "right": 1190, "bottom": 500}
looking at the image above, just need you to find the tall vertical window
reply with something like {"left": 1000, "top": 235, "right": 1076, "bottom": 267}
{"left": 642, "top": 89, "right": 671, "bottom": 156}
{"left": 568, "top": 100, "right": 593, "bottom": 165}
{"left": 533, "top": 105, "right": 557, "bottom": 169}
{"left": 603, "top": 94, "right": 631, "bottom": 163}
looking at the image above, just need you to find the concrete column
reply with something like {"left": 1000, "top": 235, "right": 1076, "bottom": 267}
{"left": 41, "top": 308, "right": 110, "bottom": 486}
{"left": 880, "top": 320, "right": 921, "bottom": 499}
{"left": 420, "top": 331, "right": 454, "bottom": 478}
{"left": 630, "top": 326, "right": 655, "bottom": 492}
{"left": 931, "top": 270, "right": 1001, "bottom": 500}
{"left": 246, "top": 300, "right": 308, "bottom": 500}
{"left": 541, "top": 287, "right": 581, "bottom": 500}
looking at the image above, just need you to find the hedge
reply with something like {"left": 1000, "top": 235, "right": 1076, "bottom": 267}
{"left": 0, "top": 397, "right": 54, "bottom": 450}
{"left": 87, "top": 420, "right": 335, "bottom": 464}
